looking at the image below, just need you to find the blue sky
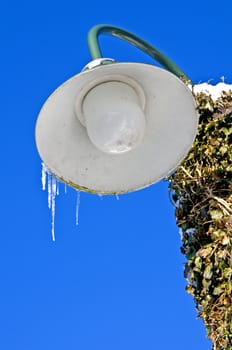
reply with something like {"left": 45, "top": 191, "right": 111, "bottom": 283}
{"left": 1, "top": 1, "right": 231, "bottom": 349}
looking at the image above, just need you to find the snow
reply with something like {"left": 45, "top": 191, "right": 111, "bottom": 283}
{"left": 192, "top": 82, "right": 232, "bottom": 100}
{"left": 186, "top": 228, "right": 196, "bottom": 236}
{"left": 179, "top": 228, "right": 183, "bottom": 239}
{"left": 179, "top": 228, "right": 196, "bottom": 240}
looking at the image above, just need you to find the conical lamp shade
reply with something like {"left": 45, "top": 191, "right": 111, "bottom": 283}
{"left": 35, "top": 62, "right": 198, "bottom": 194}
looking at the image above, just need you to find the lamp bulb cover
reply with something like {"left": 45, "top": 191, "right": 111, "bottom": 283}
{"left": 82, "top": 81, "right": 146, "bottom": 154}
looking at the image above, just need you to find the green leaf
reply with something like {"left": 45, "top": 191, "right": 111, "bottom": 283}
{"left": 223, "top": 268, "right": 232, "bottom": 279}
{"left": 194, "top": 256, "right": 202, "bottom": 268}
{"left": 219, "top": 146, "right": 228, "bottom": 155}
{"left": 221, "top": 127, "right": 232, "bottom": 136}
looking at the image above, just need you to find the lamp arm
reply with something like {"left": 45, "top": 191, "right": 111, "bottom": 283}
{"left": 87, "top": 24, "right": 193, "bottom": 84}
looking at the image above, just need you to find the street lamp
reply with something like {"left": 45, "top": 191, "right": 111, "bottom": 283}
{"left": 35, "top": 24, "right": 198, "bottom": 194}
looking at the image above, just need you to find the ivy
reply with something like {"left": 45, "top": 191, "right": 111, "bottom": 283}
{"left": 168, "top": 88, "right": 232, "bottom": 350}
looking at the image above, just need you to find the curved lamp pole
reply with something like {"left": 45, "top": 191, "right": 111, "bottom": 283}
{"left": 87, "top": 24, "right": 192, "bottom": 83}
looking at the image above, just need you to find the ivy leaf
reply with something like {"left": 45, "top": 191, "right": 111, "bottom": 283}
{"left": 219, "top": 146, "right": 228, "bottom": 155}
{"left": 202, "top": 278, "right": 211, "bottom": 290}
{"left": 197, "top": 246, "right": 213, "bottom": 258}
{"left": 186, "top": 285, "right": 195, "bottom": 295}
{"left": 223, "top": 268, "right": 232, "bottom": 279}
{"left": 213, "top": 286, "right": 224, "bottom": 295}
{"left": 203, "top": 263, "right": 213, "bottom": 280}
{"left": 221, "top": 127, "right": 232, "bottom": 136}
{"left": 209, "top": 209, "right": 223, "bottom": 220}
{"left": 221, "top": 236, "right": 230, "bottom": 245}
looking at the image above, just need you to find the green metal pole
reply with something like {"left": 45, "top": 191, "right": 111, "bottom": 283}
{"left": 87, "top": 24, "right": 192, "bottom": 84}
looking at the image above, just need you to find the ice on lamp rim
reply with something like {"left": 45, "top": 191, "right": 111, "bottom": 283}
{"left": 41, "top": 163, "right": 81, "bottom": 240}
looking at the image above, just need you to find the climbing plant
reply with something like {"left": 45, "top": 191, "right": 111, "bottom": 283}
{"left": 168, "top": 85, "right": 232, "bottom": 350}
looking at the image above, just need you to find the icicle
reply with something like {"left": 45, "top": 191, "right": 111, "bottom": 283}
{"left": 115, "top": 194, "right": 120, "bottom": 200}
{"left": 47, "top": 172, "right": 52, "bottom": 209}
{"left": 75, "top": 190, "right": 81, "bottom": 225}
{"left": 56, "top": 181, "right": 59, "bottom": 195}
{"left": 51, "top": 176, "right": 57, "bottom": 241}
{"left": 64, "top": 184, "right": 67, "bottom": 194}
{"left": 40, "top": 163, "right": 59, "bottom": 241}
{"left": 98, "top": 194, "right": 103, "bottom": 200}
{"left": 41, "top": 163, "right": 47, "bottom": 191}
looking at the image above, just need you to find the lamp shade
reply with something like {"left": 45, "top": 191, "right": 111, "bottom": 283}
{"left": 35, "top": 61, "right": 198, "bottom": 194}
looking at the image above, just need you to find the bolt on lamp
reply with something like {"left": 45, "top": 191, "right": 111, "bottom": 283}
{"left": 35, "top": 24, "right": 198, "bottom": 194}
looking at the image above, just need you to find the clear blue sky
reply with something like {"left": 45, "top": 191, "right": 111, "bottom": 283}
{"left": 1, "top": 1, "right": 231, "bottom": 349}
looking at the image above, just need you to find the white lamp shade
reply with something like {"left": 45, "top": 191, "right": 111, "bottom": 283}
{"left": 35, "top": 62, "right": 198, "bottom": 194}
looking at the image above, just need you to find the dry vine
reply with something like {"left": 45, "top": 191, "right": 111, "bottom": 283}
{"left": 168, "top": 87, "right": 232, "bottom": 350}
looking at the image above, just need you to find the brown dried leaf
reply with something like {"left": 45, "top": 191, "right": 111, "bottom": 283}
{"left": 197, "top": 246, "right": 213, "bottom": 258}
